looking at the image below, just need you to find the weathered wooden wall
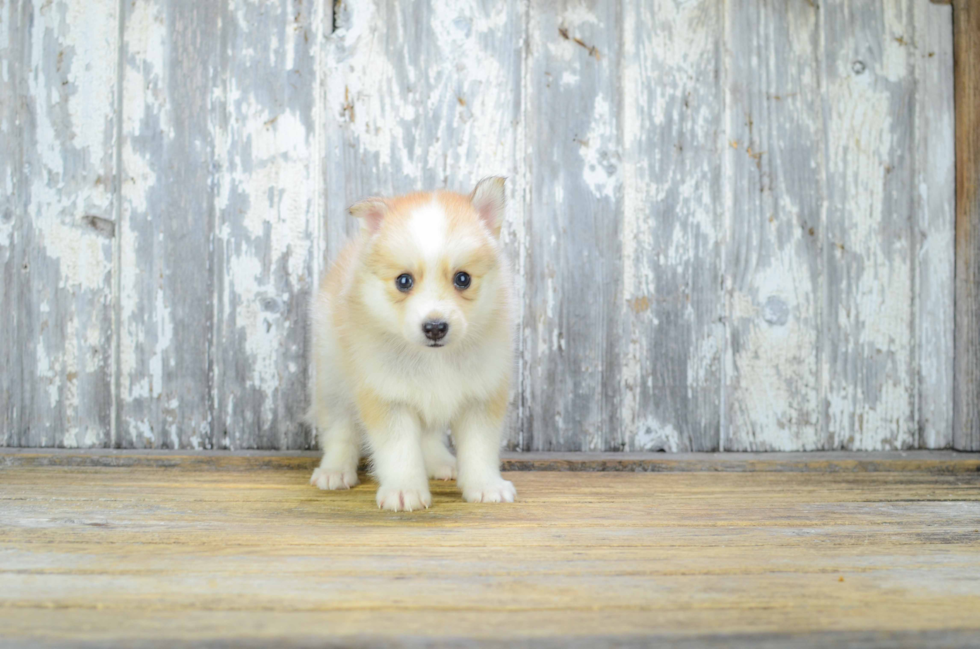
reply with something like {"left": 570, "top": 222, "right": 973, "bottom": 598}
{"left": 0, "top": 0, "right": 957, "bottom": 451}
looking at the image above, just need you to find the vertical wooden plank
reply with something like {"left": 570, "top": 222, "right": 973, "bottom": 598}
{"left": 821, "top": 0, "right": 917, "bottom": 450}
{"left": 723, "top": 1, "right": 823, "bottom": 450}
{"left": 211, "top": 0, "right": 319, "bottom": 450}
{"left": 914, "top": 0, "right": 955, "bottom": 448}
{"left": 117, "top": 1, "right": 219, "bottom": 449}
{"left": 619, "top": 0, "right": 723, "bottom": 451}
{"left": 523, "top": 0, "right": 622, "bottom": 450}
{"left": 0, "top": 0, "right": 118, "bottom": 447}
{"left": 953, "top": 0, "right": 980, "bottom": 450}
{"left": 320, "top": 0, "right": 525, "bottom": 448}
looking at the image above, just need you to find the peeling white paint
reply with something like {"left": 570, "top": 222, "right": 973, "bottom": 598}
{"left": 818, "top": 1, "right": 920, "bottom": 451}
{"left": 4, "top": 0, "right": 956, "bottom": 452}
{"left": 148, "top": 284, "right": 172, "bottom": 400}
{"left": 632, "top": 417, "right": 680, "bottom": 453}
{"left": 913, "top": 0, "right": 955, "bottom": 448}
{"left": 0, "top": 0, "right": 118, "bottom": 447}
{"left": 578, "top": 95, "right": 620, "bottom": 200}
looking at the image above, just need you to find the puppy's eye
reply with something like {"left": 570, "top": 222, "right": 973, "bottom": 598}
{"left": 395, "top": 273, "right": 414, "bottom": 292}
{"left": 453, "top": 271, "right": 471, "bottom": 290}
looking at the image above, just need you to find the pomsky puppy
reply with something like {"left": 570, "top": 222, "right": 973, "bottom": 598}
{"left": 309, "top": 177, "right": 516, "bottom": 511}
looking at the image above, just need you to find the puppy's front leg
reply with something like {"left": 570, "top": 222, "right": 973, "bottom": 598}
{"left": 359, "top": 390, "right": 431, "bottom": 512}
{"left": 452, "top": 391, "right": 515, "bottom": 504}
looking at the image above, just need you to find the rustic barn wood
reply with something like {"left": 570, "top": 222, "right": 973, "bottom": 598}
{"left": 117, "top": 1, "right": 220, "bottom": 449}
{"left": 916, "top": 0, "right": 956, "bottom": 448}
{"left": 954, "top": 0, "right": 980, "bottom": 451}
{"left": 0, "top": 0, "right": 963, "bottom": 451}
{"left": 0, "top": 0, "right": 118, "bottom": 448}
{"left": 523, "top": 1, "right": 624, "bottom": 451}
{"left": 619, "top": 0, "right": 724, "bottom": 453}
{"left": 822, "top": 1, "right": 917, "bottom": 450}
{"left": 725, "top": 0, "right": 822, "bottom": 450}
{"left": 2, "top": 455, "right": 979, "bottom": 646}
{"left": 210, "top": 0, "right": 319, "bottom": 450}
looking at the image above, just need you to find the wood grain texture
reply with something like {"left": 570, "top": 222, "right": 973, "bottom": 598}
{"left": 1, "top": 461, "right": 979, "bottom": 645}
{"left": 211, "top": 0, "right": 319, "bottom": 450}
{"left": 619, "top": 0, "right": 723, "bottom": 452}
{"left": 915, "top": 0, "right": 955, "bottom": 448}
{"left": 7, "top": 632, "right": 980, "bottom": 649}
{"left": 523, "top": 0, "right": 623, "bottom": 451}
{"left": 319, "top": 0, "right": 526, "bottom": 448}
{"left": 954, "top": 0, "right": 980, "bottom": 450}
{"left": 821, "top": 0, "right": 918, "bottom": 450}
{"left": 724, "top": 0, "right": 822, "bottom": 450}
{"left": 117, "top": 0, "right": 220, "bottom": 449}
{"left": 0, "top": 0, "right": 118, "bottom": 448}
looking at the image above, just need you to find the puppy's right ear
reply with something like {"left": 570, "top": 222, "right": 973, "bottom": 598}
{"left": 349, "top": 198, "right": 388, "bottom": 234}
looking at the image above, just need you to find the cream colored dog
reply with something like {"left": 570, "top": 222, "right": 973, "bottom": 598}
{"left": 309, "top": 178, "right": 516, "bottom": 511}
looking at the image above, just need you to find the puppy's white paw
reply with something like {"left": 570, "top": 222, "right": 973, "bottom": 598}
{"left": 462, "top": 478, "right": 516, "bottom": 504}
{"left": 310, "top": 467, "right": 359, "bottom": 490}
{"left": 428, "top": 459, "right": 457, "bottom": 481}
{"left": 376, "top": 484, "right": 432, "bottom": 512}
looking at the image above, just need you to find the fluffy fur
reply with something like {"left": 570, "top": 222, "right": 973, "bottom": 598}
{"left": 309, "top": 178, "right": 516, "bottom": 511}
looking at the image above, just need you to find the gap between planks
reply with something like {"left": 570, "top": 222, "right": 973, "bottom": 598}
{"left": 1, "top": 449, "right": 978, "bottom": 474}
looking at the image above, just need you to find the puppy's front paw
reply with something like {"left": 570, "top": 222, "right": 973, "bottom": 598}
{"left": 310, "top": 467, "right": 359, "bottom": 490}
{"left": 376, "top": 484, "right": 432, "bottom": 512}
{"left": 462, "top": 478, "right": 516, "bottom": 504}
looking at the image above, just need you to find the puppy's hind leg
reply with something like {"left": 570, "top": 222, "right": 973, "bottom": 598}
{"left": 311, "top": 412, "right": 361, "bottom": 490}
{"left": 422, "top": 429, "right": 457, "bottom": 481}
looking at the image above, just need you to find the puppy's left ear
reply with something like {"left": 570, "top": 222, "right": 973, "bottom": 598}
{"left": 470, "top": 176, "right": 506, "bottom": 237}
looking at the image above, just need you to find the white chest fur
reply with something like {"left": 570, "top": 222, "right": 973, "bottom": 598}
{"left": 358, "top": 333, "right": 510, "bottom": 431}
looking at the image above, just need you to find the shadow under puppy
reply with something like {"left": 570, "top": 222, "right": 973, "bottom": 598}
{"left": 309, "top": 177, "right": 516, "bottom": 511}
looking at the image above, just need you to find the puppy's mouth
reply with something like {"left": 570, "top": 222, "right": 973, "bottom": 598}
{"left": 427, "top": 342, "right": 446, "bottom": 348}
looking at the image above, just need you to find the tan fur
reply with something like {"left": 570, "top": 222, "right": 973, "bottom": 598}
{"left": 486, "top": 381, "right": 510, "bottom": 424}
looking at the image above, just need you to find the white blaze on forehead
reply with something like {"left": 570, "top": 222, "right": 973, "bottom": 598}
{"left": 408, "top": 197, "right": 449, "bottom": 262}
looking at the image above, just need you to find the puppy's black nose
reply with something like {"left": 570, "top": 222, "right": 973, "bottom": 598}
{"left": 422, "top": 320, "right": 449, "bottom": 341}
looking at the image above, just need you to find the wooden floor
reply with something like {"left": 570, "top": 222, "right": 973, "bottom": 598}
{"left": 2, "top": 452, "right": 980, "bottom": 648}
